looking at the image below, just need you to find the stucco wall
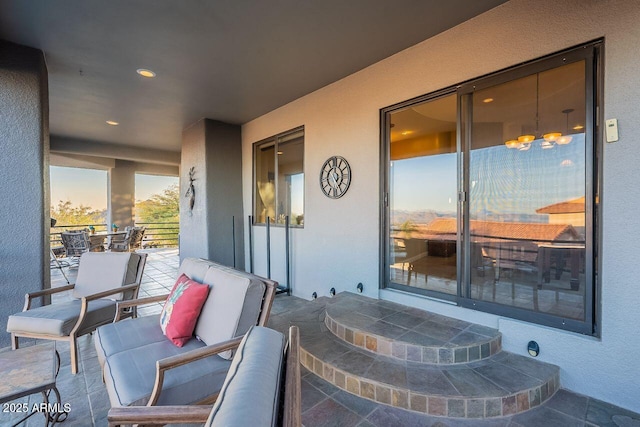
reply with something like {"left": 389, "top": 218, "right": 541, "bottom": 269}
{"left": 0, "top": 42, "right": 49, "bottom": 348}
{"left": 204, "top": 120, "right": 244, "bottom": 269}
{"left": 180, "top": 119, "right": 244, "bottom": 266}
{"left": 180, "top": 120, "right": 210, "bottom": 260}
{"left": 242, "top": 0, "right": 640, "bottom": 412}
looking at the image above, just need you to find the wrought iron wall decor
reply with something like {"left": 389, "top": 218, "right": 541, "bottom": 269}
{"left": 185, "top": 166, "right": 196, "bottom": 213}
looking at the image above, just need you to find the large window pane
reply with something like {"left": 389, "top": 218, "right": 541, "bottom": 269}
{"left": 253, "top": 127, "right": 304, "bottom": 226}
{"left": 466, "top": 61, "right": 588, "bottom": 321}
{"left": 276, "top": 130, "right": 304, "bottom": 226}
{"left": 387, "top": 94, "right": 458, "bottom": 296}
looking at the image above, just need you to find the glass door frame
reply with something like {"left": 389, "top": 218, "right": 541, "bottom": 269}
{"left": 380, "top": 41, "right": 602, "bottom": 335}
{"left": 379, "top": 87, "right": 461, "bottom": 303}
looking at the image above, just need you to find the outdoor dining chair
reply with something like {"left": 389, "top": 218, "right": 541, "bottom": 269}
{"left": 109, "top": 226, "right": 145, "bottom": 252}
{"left": 60, "top": 230, "right": 90, "bottom": 267}
{"left": 6, "top": 252, "right": 147, "bottom": 374}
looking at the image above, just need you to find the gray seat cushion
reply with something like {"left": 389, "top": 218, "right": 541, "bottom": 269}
{"left": 207, "top": 326, "right": 285, "bottom": 427}
{"left": 7, "top": 299, "right": 116, "bottom": 337}
{"left": 95, "top": 314, "right": 165, "bottom": 367}
{"left": 103, "top": 338, "right": 231, "bottom": 407}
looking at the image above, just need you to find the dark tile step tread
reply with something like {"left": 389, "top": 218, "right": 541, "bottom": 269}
{"left": 325, "top": 292, "right": 501, "bottom": 348}
{"left": 325, "top": 293, "right": 502, "bottom": 364}
{"left": 267, "top": 295, "right": 559, "bottom": 418}
{"left": 300, "top": 319, "right": 557, "bottom": 399}
{"left": 300, "top": 324, "right": 559, "bottom": 418}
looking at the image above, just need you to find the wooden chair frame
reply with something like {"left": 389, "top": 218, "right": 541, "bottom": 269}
{"left": 11, "top": 253, "right": 147, "bottom": 375}
{"left": 107, "top": 325, "right": 300, "bottom": 427}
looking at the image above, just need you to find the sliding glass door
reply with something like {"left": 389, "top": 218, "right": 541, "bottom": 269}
{"left": 460, "top": 54, "right": 594, "bottom": 333}
{"left": 385, "top": 93, "right": 458, "bottom": 299}
{"left": 382, "top": 42, "right": 600, "bottom": 334}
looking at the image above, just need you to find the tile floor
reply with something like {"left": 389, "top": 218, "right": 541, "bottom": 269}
{"left": 1, "top": 249, "right": 638, "bottom": 426}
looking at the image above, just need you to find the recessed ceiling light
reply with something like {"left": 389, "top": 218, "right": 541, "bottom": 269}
{"left": 277, "top": 151, "right": 283, "bottom": 155}
{"left": 401, "top": 130, "right": 413, "bottom": 136}
{"left": 106, "top": 120, "right": 119, "bottom": 126}
{"left": 483, "top": 98, "right": 494, "bottom": 103}
{"left": 136, "top": 69, "right": 156, "bottom": 78}
{"left": 573, "top": 124, "right": 584, "bottom": 130}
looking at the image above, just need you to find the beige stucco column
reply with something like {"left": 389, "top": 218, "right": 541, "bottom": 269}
{"left": 108, "top": 159, "right": 136, "bottom": 230}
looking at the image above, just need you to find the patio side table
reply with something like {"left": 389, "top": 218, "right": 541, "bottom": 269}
{"left": 0, "top": 343, "right": 67, "bottom": 426}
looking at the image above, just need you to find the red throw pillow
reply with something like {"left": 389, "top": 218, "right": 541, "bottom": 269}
{"left": 160, "top": 274, "right": 210, "bottom": 347}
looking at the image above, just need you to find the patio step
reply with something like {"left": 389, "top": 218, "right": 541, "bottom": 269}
{"left": 324, "top": 292, "right": 502, "bottom": 364}
{"left": 268, "top": 293, "right": 560, "bottom": 419}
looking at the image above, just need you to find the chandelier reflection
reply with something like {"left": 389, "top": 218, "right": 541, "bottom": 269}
{"left": 505, "top": 108, "right": 576, "bottom": 151}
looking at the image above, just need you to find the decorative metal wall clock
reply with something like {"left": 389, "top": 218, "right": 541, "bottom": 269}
{"left": 319, "top": 156, "right": 351, "bottom": 199}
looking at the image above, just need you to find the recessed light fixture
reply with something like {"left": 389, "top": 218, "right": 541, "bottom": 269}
{"left": 136, "top": 68, "right": 156, "bottom": 78}
{"left": 277, "top": 151, "right": 283, "bottom": 155}
{"left": 401, "top": 130, "right": 413, "bottom": 136}
{"left": 106, "top": 120, "right": 119, "bottom": 126}
{"left": 573, "top": 124, "right": 584, "bottom": 130}
{"left": 483, "top": 98, "right": 494, "bottom": 103}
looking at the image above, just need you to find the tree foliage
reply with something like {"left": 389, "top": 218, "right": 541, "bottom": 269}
{"left": 50, "top": 200, "right": 106, "bottom": 226}
{"left": 135, "top": 184, "right": 179, "bottom": 247}
{"left": 399, "top": 219, "right": 417, "bottom": 238}
{"left": 135, "top": 184, "right": 179, "bottom": 223}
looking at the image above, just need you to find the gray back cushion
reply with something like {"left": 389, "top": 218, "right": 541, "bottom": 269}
{"left": 196, "top": 267, "right": 258, "bottom": 359}
{"left": 72, "top": 252, "right": 140, "bottom": 299}
{"left": 177, "top": 258, "right": 214, "bottom": 283}
{"left": 214, "top": 264, "right": 267, "bottom": 337}
{"left": 206, "top": 326, "right": 285, "bottom": 427}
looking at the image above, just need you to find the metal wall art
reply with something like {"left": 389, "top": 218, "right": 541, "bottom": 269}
{"left": 185, "top": 166, "right": 196, "bottom": 213}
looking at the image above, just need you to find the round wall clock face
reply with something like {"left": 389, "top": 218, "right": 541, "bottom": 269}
{"left": 320, "top": 156, "right": 351, "bottom": 199}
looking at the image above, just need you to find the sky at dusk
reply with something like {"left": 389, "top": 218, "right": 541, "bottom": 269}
{"left": 391, "top": 133, "right": 585, "bottom": 215}
{"left": 50, "top": 166, "right": 178, "bottom": 211}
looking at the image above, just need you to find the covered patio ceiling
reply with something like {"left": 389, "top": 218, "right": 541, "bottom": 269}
{"left": 0, "top": 0, "right": 507, "bottom": 153}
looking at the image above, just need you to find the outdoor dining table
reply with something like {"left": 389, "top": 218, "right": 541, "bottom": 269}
{"left": 88, "top": 231, "right": 127, "bottom": 252}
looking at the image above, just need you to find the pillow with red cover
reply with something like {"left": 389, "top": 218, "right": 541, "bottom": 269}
{"left": 160, "top": 274, "right": 210, "bottom": 347}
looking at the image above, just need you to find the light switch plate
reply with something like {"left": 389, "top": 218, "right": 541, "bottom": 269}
{"left": 605, "top": 118, "right": 619, "bottom": 143}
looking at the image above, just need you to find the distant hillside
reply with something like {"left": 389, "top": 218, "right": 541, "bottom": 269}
{"left": 391, "top": 209, "right": 547, "bottom": 226}
{"left": 391, "top": 210, "right": 443, "bottom": 226}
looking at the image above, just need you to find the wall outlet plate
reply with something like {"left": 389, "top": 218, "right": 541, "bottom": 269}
{"left": 605, "top": 118, "right": 619, "bottom": 143}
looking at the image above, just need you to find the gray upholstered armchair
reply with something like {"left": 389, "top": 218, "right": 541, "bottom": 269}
{"left": 107, "top": 326, "right": 301, "bottom": 427}
{"left": 6, "top": 252, "right": 147, "bottom": 374}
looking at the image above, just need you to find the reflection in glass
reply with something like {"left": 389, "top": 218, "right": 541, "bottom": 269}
{"left": 466, "top": 61, "right": 587, "bottom": 321}
{"left": 277, "top": 130, "right": 304, "bottom": 226}
{"left": 254, "top": 140, "right": 276, "bottom": 223}
{"left": 254, "top": 128, "right": 304, "bottom": 226}
{"left": 388, "top": 94, "right": 458, "bottom": 295}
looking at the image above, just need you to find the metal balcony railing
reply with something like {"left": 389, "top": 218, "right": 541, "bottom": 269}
{"left": 50, "top": 221, "right": 179, "bottom": 250}
{"left": 135, "top": 221, "right": 179, "bottom": 248}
